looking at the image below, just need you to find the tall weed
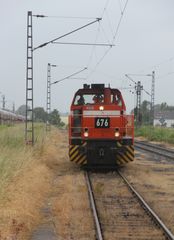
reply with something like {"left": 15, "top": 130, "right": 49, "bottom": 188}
{"left": 0, "top": 123, "right": 46, "bottom": 197}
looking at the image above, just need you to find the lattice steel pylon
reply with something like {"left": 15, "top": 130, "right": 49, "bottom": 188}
{"left": 150, "top": 71, "right": 155, "bottom": 125}
{"left": 46, "top": 63, "right": 51, "bottom": 131}
{"left": 25, "top": 11, "right": 34, "bottom": 144}
{"left": 136, "top": 81, "right": 143, "bottom": 126}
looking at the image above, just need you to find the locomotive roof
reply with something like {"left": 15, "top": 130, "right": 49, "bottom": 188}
{"left": 76, "top": 84, "right": 122, "bottom": 95}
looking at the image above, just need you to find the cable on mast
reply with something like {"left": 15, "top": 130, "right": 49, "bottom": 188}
{"left": 33, "top": 18, "right": 102, "bottom": 51}
{"left": 51, "top": 67, "right": 87, "bottom": 85}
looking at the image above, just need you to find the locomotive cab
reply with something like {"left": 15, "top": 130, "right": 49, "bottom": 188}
{"left": 69, "top": 84, "right": 134, "bottom": 167}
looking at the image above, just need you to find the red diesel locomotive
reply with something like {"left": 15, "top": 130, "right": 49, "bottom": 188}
{"left": 69, "top": 84, "right": 134, "bottom": 167}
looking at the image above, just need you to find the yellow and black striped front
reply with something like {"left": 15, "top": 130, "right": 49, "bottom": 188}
{"left": 69, "top": 142, "right": 87, "bottom": 165}
{"left": 116, "top": 142, "right": 134, "bottom": 165}
{"left": 69, "top": 141, "right": 134, "bottom": 166}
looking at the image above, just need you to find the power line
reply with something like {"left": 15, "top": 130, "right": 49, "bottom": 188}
{"left": 143, "top": 89, "right": 151, "bottom": 96}
{"left": 33, "top": 18, "right": 102, "bottom": 51}
{"left": 112, "top": 0, "right": 129, "bottom": 43}
{"left": 100, "top": 24, "right": 112, "bottom": 44}
{"left": 155, "top": 71, "right": 174, "bottom": 79}
{"left": 52, "top": 42, "right": 114, "bottom": 47}
{"left": 86, "top": 47, "right": 112, "bottom": 80}
{"left": 119, "top": 87, "right": 134, "bottom": 90}
{"left": 86, "top": 0, "right": 111, "bottom": 69}
{"left": 126, "top": 73, "right": 152, "bottom": 77}
{"left": 52, "top": 64, "right": 86, "bottom": 69}
{"left": 69, "top": 78, "right": 86, "bottom": 80}
{"left": 105, "top": 9, "right": 114, "bottom": 37}
{"left": 86, "top": 22, "right": 102, "bottom": 68}
{"left": 85, "top": 0, "right": 129, "bottom": 80}
{"left": 138, "top": 56, "right": 174, "bottom": 73}
{"left": 118, "top": 0, "right": 123, "bottom": 13}
{"left": 51, "top": 67, "right": 87, "bottom": 85}
{"left": 101, "top": 0, "right": 111, "bottom": 17}
{"left": 33, "top": 14, "right": 97, "bottom": 20}
{"left": 125, "top": 74, "right": 136, "bottom": 84}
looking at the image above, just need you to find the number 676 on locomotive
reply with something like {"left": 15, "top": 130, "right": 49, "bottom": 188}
{"left": 69, "top": 84, "right": 134, "bottom": 168}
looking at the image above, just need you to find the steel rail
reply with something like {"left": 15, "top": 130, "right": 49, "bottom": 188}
{"left": 117, "top": 170, "right": 174, "bottom": 240}
{"left": 135, "top": 141, "right": 174, "bottom": 159}
{"left": 135, "top": 140, "right": 174, "bottom": 154}
{"left": 85, "top": 171, "right": 103, "bottom": 240}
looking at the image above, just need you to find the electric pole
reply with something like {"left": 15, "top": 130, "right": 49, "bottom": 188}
{"left": 135, "top": 81, "right": 143, "bottom": 126}
{"left": 151, "top": 71, "right": 155, "bottom": 126}
{"left": 2, "top": 95, "right": 5, "bottom": 109}
{"left": 46, "top": 63, "right": 51, "bottom": 131}
{"left": 25, "top": 11, "right": 34, "bottom": 145}
{"left": 12, "top": 102, "right": 15, "bottom": 113}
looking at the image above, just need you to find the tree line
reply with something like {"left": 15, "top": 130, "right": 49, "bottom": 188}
{"left": 132, "top": 101, "right": 174, "bottom": 125}
{"left": 16, "top": 105, "right": 65, "bottom": 128}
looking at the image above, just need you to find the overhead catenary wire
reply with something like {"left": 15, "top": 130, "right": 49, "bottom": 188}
{"left": 119, "top": 87, "right": 134, "bottom": 90}
{"left": 143, "top": 89, "right": 151, "bottom": 96}
{"left": 156, "top": 71, "right": 174, "bottom": 79}
{"left": 33, "top": 14, "right": 97, "bottom": 20}
{"left": 138, "top": 56, "right": 174, "bottom": 73}
{"left": 105, "top": 9, "right": 114, "bottom": 37}
{"left": 33, "top": 18, "right": 102, "bottom": 51}
{"left": 33, "top": 2, "right": 130, "bottom": 105}
{"left": 69, "top": 78, "right": 86, "bottom": 80}
{"left": 51, "top": 64, "right": 86, "bottom": 69}
{"left": 85, "top": 0, "right": 129, "bottom": 81}
{"left": 112, "top": 0, "right": 129, "bottom": 43}
{"left": 100, "top": 24, "right": 112, "bottom": 44}
{"left": 86, "top": 47, "right": 112, "bottom": 80}
{"left": 101, "top": 0, "right": 111, "bottom": 17}
{"left": 125, "top": 74, "right": 136, "bottom": 84}
{"left": 85, "top": 68, "right": 124, "bottom": 81}
{"left": 118, "top": 0, "right": 123, "bottom": 12}
{"left": 126, "top": 73, "right": 152, "bottom": 77}
{"left": 51, "top": 67, "right": 87, "bottom": 85}
{"left": 86, "top": 0, "right": 111, "bottom": 68}
{"left": 52, "top": 42, "right": 114, "bottom": 47}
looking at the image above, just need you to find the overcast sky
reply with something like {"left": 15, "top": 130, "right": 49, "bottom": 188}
{"left": 1, "top": 0, "right": 174, "bottom": 113}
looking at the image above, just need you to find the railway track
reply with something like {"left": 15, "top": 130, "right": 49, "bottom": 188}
{"left": 135, "top": 140, "right": 174, "bottom": 159}
{"left": 85, "top": 171, "right": 103, "bottom": 240}
{"left": 85, "top": 170, "right": 174, "bottom": 240}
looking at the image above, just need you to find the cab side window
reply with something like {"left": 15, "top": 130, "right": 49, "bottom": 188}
{"left": 112, "top": 94, "right": 122, "bottom": 106}
{"left": 74, "top": 95, "right": 85, "bottom": 105}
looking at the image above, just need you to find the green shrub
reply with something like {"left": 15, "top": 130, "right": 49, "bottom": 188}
{"left": 135, "top": 126, "right": 174, "bottom": 144}
{"left": 135, "top": 126, "right": 174, "bottom": 143}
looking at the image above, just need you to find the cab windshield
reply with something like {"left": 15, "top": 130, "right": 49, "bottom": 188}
{"left": 74, "top": 94, "right": 104, "bottom": 105}
{"left": 73, "top": 93, "right": 122, "bottom": 106}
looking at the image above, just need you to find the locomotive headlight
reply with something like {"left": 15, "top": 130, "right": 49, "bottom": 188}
{"left": 115, "top": 128, "right": 120, "bottom": 137}
{"left": 84, "top": 128, "right": 89, "bottom": 137}
{"left": 99, "top": 106, "right": 104, "bottom": 111}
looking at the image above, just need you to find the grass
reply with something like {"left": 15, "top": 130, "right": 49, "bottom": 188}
{"left": 0, "top": 125, "right": 24, "bottom": 148}
{"left": 0, "top": 123, "right": 46, "bottom": 197}
{"left": 135, "top": 126, "right": 174, "bottom": 144}
{"left": 0, "top": 123, "right": 53, "bottom": 239}
{"left": 0, "top": 126, "right": 96, "bottom": 239}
